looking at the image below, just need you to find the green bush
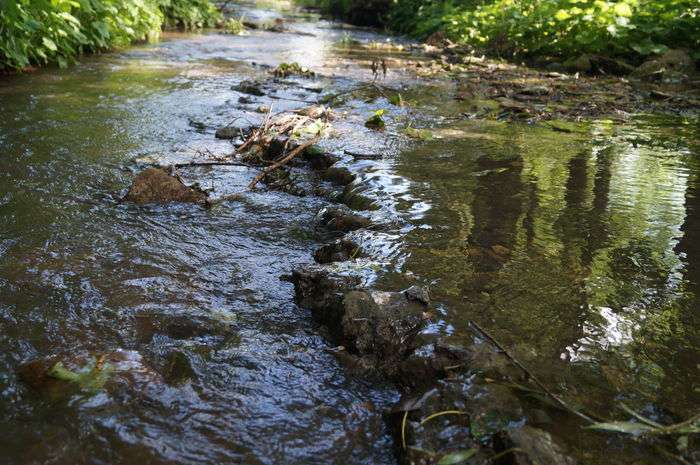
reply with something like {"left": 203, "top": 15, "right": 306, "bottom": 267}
{"left": 441, "top": 0, "right": 700, "bottom": 59}
{"left": 301, "top": 0, "right": 700, "bottom": 61}
{"left": 0, "top": 0, "right": 221, "bottom": 70}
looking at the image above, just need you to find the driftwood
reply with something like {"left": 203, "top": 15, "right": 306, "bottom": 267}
{"left": 248, "top": 136, "right": 320, "bottom": 189}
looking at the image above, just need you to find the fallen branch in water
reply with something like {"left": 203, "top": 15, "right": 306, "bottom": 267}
{"left": 469, "top": 320, "right": 696, "bottom": 465}
{"left": 468, "top": 319, "right": 598, "bottom": 424}
{"left": 248, "top": 135, "right": 320, "bottom": 189}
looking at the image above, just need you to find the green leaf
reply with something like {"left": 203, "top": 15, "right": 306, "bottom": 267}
{"left": 42, "top": 37, "right": 57, "bottom": 52}
{"left": 437, "top": 449, "right": 478, "bottom": 465}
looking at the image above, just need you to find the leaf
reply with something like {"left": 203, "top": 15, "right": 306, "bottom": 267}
{"left": 586, "top": 421, "right": 655, "bottom": 435}
{"left": 42, "top": 37, "right": 57, "bottom": 52}
{"left": 437, "top": 449, "right": 478, "bottom": 465}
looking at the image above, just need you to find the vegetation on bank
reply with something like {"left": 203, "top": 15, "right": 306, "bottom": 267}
{"left": 0, "top": 0, "right": 221, "bottom": 71}
{"left": 302, "top": 0, "right": 700, "bottom": 63}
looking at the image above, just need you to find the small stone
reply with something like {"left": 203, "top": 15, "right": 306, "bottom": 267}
{"left": 232, "top": 80, "right": 265, "bottom": 96}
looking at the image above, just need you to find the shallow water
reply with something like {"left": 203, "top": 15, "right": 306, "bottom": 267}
{"left": 1, "top": 2, "right": 698, "bottom": 464}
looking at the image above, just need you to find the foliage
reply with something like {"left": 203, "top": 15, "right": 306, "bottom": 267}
{"left": 302, "top": 0, "right": 700, "bottom": 61}
{"left": 0, "top": 0, "right": 221, "bottom": 70}
{"left": 224, "top": 16, "right": 246, "bottom": 35}
{"left": 48, "top": 358, "right": 113, "bottom": 391}
{"left": 365, "top": 109, "right": 386, "bottom": 129}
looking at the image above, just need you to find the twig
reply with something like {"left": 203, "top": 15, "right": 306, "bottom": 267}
{"left": 468, "top": 320, "right": 598, "bottom": 424}
{"left": 248, "top": 135, "right": 320, "bottom": 189}
{"left": 172, "top": 161, "right": 249, "bottom": 168}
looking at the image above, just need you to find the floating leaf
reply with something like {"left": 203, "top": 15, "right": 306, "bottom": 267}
{"left": 437, "top": 449, "right": 478, "bottom": 465}
{"left": 586, "top": 421, "right": 655, "bottom": 435}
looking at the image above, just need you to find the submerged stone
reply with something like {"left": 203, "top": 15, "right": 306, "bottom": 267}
{"left": 314, "top": 239, "right": 360, "bottom": 264}
{"left": 501, "top": 426, "right": 577, "bottom": 465}
{"left": 314, "top": 205, "right": 372, "bottom": 232}
{"left": 123, "top": 168, "right": 206, "bottom": 204}
{"left": 232, "top": 80, "right": 265, "bottom": 96}
{"left": 321, "top": 167, "right": 356, "bottom": 186}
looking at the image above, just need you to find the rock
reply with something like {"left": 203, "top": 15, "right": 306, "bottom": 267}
{"left": 232, "top": 80, "right": 265, "bottom": 96}
{"left": 632, "top": 49, "right": 695, "bottom": 81}
{"left": 321, "top": 167, "right": 356, "bottom": 186}
{"left": 314, "top": 205, "right": 372, "bottom": 232}
{"left": 342, "top": 290, "right": 428, "bottom": 368}
{"left": 163, "top": 350, "right": 196, "bottom": 385}
{"left": 290, "top": 264, "right": 363, "bottom": 331}
{"left": 215, "top": 126, "right": 240, "bottom": 139}
{"left": 302, "top": 145, "right": 340, "bottom": 170}
{"left": 238, "top": 95, "right": 255, "bottom": 104}
{"left": 404, "top": 285, "right": 430, "bottom": 306}
{"left": 314, "top": 239, "right": 360, "bottom": 264}
{"left": 499, "top": 426, "right": 577, "bottom": 465}
{"left": 123, "top": 168, "right": 206, "bottom": 204}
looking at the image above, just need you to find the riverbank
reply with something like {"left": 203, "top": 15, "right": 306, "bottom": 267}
{"left": 0, "top": 0, "right": 221, "bottom": 71}
{"left": 1, "top": 2, "right": 698, "bottom": 464}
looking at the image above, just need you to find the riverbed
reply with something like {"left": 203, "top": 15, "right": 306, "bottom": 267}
{"left": 0, "top": 2, "right": 698, "bottom": 464}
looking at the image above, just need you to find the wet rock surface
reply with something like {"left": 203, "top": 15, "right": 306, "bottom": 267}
{"left": 123, "top": 168, "right": 206, "bottom": 204}
{"left": 314, "top": 239, "right": 360, "bottom": 263}
{"left": 314, "top": 205, "right": 373, "bottom": 232}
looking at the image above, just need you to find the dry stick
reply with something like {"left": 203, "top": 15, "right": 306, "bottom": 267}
{"left": 468, "top": 320, "right": 598, "bottom": 424}
{"left": 172, "top": 161, "right": 249, "bottom": 168}
{"left": 248, "top": 135, "right": 320, "bottom": 189}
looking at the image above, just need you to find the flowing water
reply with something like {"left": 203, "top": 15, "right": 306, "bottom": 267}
{"left": 0, "top": 2, "right": 698, "bottom": 464}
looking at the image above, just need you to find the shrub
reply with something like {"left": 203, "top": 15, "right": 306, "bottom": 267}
{"left": 0, "top": 0, "right": 221, "bottom": 70}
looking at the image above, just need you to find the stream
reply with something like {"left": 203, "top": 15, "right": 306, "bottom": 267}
{"left": 0, "top": 2, "right": 698, "bottom": 464}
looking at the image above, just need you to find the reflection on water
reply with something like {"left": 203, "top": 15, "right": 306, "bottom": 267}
{"left": 384, "top": 116, "right": 699, "bottom": 446}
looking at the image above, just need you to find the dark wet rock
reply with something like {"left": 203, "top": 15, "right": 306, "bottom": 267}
{"left": 314, "top": 239, "right": 360, "bottom": 264}
{"left": 215, "top": 120, "right": 251, "bottom": 140}
{"left": 632, "top": 49, "right": 695, "bottom": 81}
{"left": 238, "top": 95, "right": 255, "bottom": 104}
{"left": 302, "top": 145, "right": 340, "bottom": 170}
{"left": 262, "top": 167, "right": 307, "bottom": 196}
{"left": 123, "top": 168, "right": 206, "bottom": 204}
{"left": 18, "top": 350, "right": 163, "bottom": 398}
{"left": 290, "top": 264, "right": 363, "bottom": 333}
{"left": 188, "top": 119, "right": 206, "bottom": 131}
{"left": 321, "top": 166, "right": 356, "bottom": 186}
{"left": 563, "top": 54, "right": 592, "bottom": 73}
{"left": 499, "top": 426, "right": 577, "bottom": 465}
{"left": 518, "top": 85, "right": 551, "bottom": 96}
{"left": 341, "top": 185, "right": 379, "bottom": 211}
{"left": 342, "top": 290, "right": 428, "bottom": 372}
{"left": 404, "top": 285, "right": 430, "bottom": 306}
{"left": 232, "top": 80, "right": 265, "bottom": 96}
{"left": 163, "top": 350, "right": 196, "bottom": 385}
{"left": 315, "top": 205, "right": 372, "bottom": 232}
